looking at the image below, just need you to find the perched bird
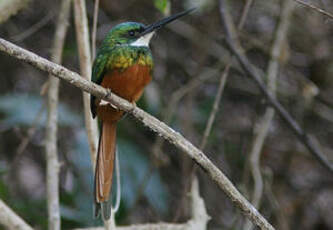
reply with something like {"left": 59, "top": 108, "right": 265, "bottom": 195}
{"left": 90, "top": 8, "right": 195, "bottom": 220}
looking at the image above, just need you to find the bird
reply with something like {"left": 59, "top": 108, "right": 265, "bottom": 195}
{"left": 90, "top": 8, "right": 195, "bottom": 220}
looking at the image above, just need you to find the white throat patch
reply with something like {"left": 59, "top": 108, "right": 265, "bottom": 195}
{"left": 130, "top": 32, "right": 155, "bottom": 47}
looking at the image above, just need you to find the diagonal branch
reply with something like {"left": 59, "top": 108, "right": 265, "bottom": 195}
{"left": 0, "top": 199, "right": 33, "bottom": 230}
{"left": 0, "top": 38, "right": 275, "bottom": 230}
{"left": 293, "top": 0, "right": 333, "bottom": 19}
{"left": 224, "top": 33, "right": 333, "bottom": 173}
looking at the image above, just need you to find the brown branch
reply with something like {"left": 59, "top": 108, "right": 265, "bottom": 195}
{"left": 0, "top": 38, "right": 274, "bottom": 230}
{"left": 223, "top": 26, "right": 333, "bottom": 173}
{"left": 0, "top": 199, "right": 33, "bottom": 230}
{"left": 293, "top": 0, "right": 333, "bottom": 19}
{"left": 45, "top": 1, "right": 71, "bottom": 230}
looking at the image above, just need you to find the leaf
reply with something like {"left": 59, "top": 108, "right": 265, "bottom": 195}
{"left": 154, "top": 0, "right": 170, "bottom": 16}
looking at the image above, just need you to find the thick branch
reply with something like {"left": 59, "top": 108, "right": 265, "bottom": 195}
{"left": 0, "top": 38, "right": 274, "bottom": 230}
{"left": 0, "top": 199, "right": 33, "bottom": 230}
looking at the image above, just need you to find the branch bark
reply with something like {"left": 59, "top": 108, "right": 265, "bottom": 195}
{"left": 0, "top": 199, "right": 33, "bottom": 230}
{"left": 0, "top": 38, "right": 275, "bottom": 230}
{"left": 293, "top": 0, "right": 333, "bottom": 19}
{"left": 45, "top": 1, "right": 71, "bottom": 230}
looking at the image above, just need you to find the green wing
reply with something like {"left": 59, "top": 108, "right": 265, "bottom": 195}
{"left": 90, "top": 50, "right": 109, "bottom": 118}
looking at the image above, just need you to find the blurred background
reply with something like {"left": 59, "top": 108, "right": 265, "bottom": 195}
{"left": 0, "top": 0, "right": 333, "bottom": 229}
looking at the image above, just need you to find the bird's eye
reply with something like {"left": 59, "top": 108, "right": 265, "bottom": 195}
{"left": 128, "top": 30, "right": 135, "bottom": 36}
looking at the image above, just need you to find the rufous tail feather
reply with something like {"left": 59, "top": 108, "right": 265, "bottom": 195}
{"left": 94, "top": 121, "right": 116, "bottom": 220}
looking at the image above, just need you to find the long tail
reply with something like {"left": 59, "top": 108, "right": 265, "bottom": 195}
{"left": 94, "top": 121, "right": 117, "bottom": 220}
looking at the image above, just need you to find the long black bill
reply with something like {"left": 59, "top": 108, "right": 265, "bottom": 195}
{"left": 141, "top": 8, "right": 196, "bottom": 36}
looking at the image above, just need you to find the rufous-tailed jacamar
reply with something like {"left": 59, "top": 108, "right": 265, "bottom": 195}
{"left": 90, "top": 8, "right": 195, "bottom": 220}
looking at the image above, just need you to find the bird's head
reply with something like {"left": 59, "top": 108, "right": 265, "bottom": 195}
{"left": 102, "top": 8, "right": 195, "bottom": 48}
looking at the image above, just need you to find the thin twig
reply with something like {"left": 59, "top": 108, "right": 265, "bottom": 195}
{"left": 0, "top": 37, "right": 275, "bottom": 230}
{"left": 0, "top": 199, "right": 33, "bottom": 230}
{"left": 11, "top": 11, "right": 56, "bottom": 42}
{"left": 263, "top": 168, "right": 289, "bottom": 230}
{"left": 200, "top": 0, "right": 253, "bottom": 150}
{"left": 243, "top": 1, "right": 296, "bottom": 229}
{"left": 15, "top": 101, "right": 45, "bottom": 157}
{"left": 238, "top": 0, "right": 254, "bottom": 30}
{"left": 199, "top": 64, "right": 230, "bottom": 150}
{"left": 73, "top": 0, "right": 99, "bottom": 170}
{"left": 224, "top": 32, "right": 333, "bottom": 173}
{"left": 91, "top": 0, "right": 100, "bottom": 60}
{"left": 73, "top": 0, "right": 106, "bottom": 227}
{"left": 152, "top": 64, "right": 223, "bottom": 165}
{"left": 45, "top": 1, "right": 71, "bottom": 230}
{"left": 293, "top": 0, "right": 333, "bottom": 19}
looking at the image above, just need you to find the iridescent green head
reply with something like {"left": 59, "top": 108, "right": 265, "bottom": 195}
{"left": 101, "top": 22, "right": 146, "bottom": 47}
{"left": 101, "top": 8, "right": 196, "bottom": 48}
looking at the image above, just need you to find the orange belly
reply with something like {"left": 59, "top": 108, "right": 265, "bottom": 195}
{"left": 96, "top": 64, "right": 152, "bottom": 122}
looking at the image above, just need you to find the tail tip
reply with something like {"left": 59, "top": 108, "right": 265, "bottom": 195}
{"left": 94, "top": 201, "right": 112, "bottom": 220}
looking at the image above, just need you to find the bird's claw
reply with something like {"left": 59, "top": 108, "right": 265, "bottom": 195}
{"left": 99, "top": 100, "right": 109, "bottom": 106}
{"left": 99, "top": 100, "right": 119, "bottom": 110}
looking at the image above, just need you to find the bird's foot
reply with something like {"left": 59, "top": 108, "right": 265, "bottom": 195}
{"left": 99, "top": 100, "right": 119, "bottom": 110}
{"left": 99, "top": 100, "right": 109, "bottom": 106}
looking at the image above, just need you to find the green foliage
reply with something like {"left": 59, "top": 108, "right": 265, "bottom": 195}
{"left": 0, "top": 179, "right": 9, "bottom": 199}
{"left": 153, "top": 0, "right": 170, "bottom": 16}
